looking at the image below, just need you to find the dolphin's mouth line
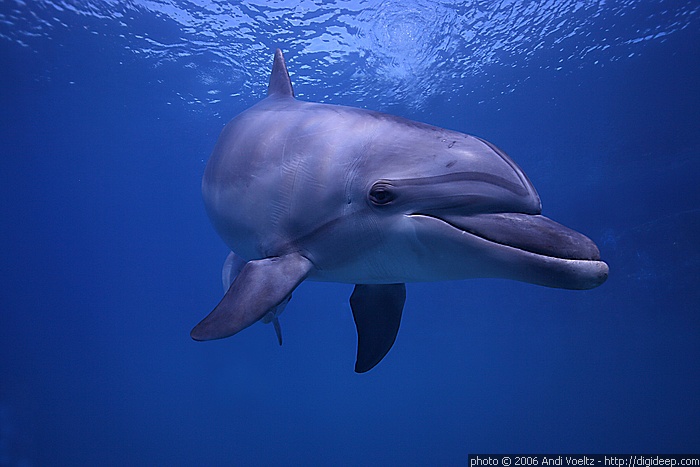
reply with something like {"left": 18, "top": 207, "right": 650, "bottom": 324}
{"left": 410, "top": 212, "right": 602, "bottom": 262}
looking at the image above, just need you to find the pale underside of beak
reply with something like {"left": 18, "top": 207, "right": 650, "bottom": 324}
{"left": 410, "top": 212, "right": 609, "bottom": 289}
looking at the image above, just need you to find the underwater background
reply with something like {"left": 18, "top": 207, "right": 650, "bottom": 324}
{"left": 1, "top": 0, "right": 699, "bottom": 465}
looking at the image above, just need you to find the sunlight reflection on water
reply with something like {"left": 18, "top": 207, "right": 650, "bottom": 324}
{"left": 1, "top": 0, "right": 697, "bottom": 108}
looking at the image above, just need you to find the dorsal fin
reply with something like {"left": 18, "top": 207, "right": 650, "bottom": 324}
{"left": 267, "top": 49, "right": 294, "bottom": 98}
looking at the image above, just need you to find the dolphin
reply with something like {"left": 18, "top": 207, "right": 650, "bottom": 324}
{"left": 191, "top": 49, "right": 609, "bottom": 372}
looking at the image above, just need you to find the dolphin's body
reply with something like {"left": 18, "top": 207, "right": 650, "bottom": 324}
{"left": 192, "top": 49, "right": 608, "bottom": 372}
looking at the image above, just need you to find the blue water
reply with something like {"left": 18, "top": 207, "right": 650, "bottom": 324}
{"left": 1, "top": 1, "right": 699, "bottom": 465}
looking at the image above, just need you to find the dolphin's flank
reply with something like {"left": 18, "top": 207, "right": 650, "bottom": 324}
{"left": 191, "top": 49, "right": 609, "bottom": 372}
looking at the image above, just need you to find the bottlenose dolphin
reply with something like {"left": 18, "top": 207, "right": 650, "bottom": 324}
{"left": 191, "top": 49, "right": 608, "bottom": 372}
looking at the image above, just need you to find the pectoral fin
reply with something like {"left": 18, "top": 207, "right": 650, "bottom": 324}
{"left": 223, "top": 251, "right": 289, "bottom": 345}
{"left": 350, "top": 283, "right": 406, "bottom": 373}
{"left": 261, "top": 294, "right": 290, "bottom": 346}
{"left": 191, "top": 253, "right": 312, "bottom": 341}
{"left": 272, "top": 316, "right": 283, "bottom": 346}
{"left": 221, "top": 251, "right": 247, "bottom": 292}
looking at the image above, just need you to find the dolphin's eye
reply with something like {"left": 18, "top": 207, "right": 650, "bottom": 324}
{"left": 369, "top": 182, "right": 396, "bottom": 205}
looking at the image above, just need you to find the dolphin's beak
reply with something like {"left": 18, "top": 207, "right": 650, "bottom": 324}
{"left": 430, "top": 212, "right": 602, "bottom": 261}
{"left": 400, "top": 137, "right": 608, "bottom": 289}
{"left": 409, "top": 211, "right": 609, "bottom": 289}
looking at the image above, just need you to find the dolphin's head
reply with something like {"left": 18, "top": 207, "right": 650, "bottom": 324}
{"left": 347, "top": 114, "right": 608, "bottom": 289}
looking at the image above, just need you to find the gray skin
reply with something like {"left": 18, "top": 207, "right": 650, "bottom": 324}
{"left": 192, "top": 49, "right": 609, "bottom": 372}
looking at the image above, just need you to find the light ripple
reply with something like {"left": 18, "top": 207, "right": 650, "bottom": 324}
{"left": 0, "top": 0, "right": 697, "bottom": 110}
